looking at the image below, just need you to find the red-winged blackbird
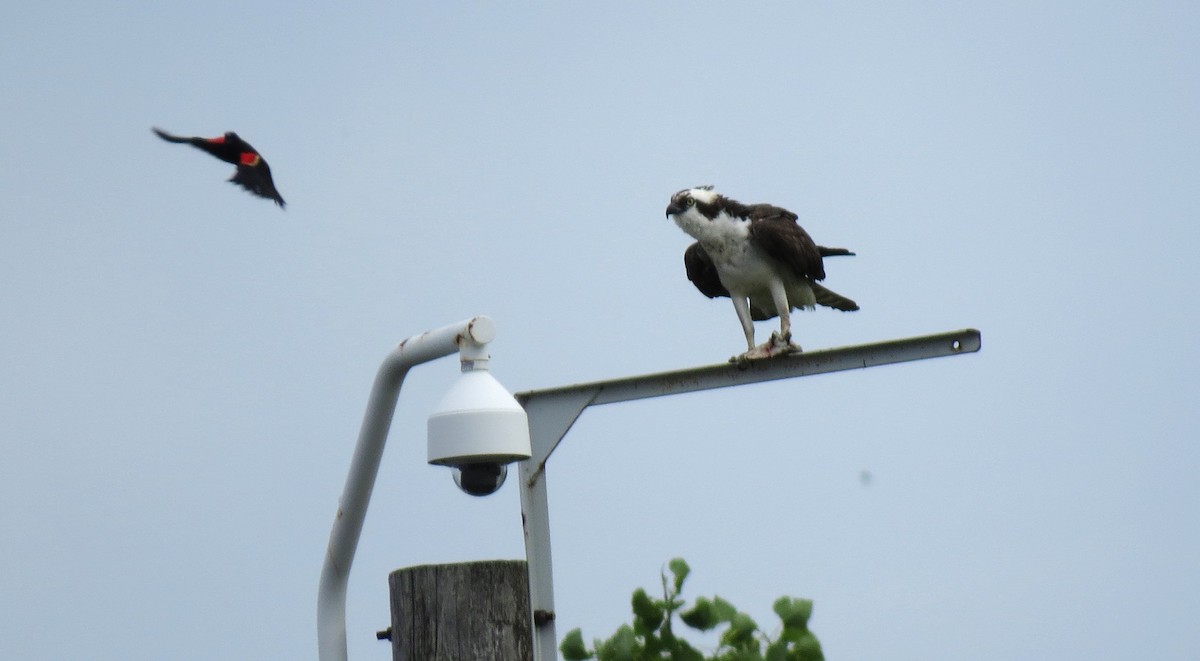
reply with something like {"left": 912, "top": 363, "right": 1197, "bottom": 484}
{"left": 152, "top": 127, "right": 285, "bottom": 208}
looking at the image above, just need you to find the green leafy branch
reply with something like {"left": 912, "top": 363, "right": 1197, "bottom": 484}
{"left": 560, "top": 558, "right": 824, "bottom": 661}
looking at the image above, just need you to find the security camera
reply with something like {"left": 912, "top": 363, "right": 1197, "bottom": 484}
{"left": 428, "top": 353, "right": 531, "bottom": 497}
{"left": 451, "top": 462, "right": 508, "bottom": 497}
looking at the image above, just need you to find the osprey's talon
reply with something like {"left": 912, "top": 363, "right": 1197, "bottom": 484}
{"left": 738, "top": 345, "right": 770, "bottom": 361}
{"left": 765, "top": 332, "right": 802, "bottom": 357}
{"left": 736, "top": 337, "right": 798, "bottom": 361}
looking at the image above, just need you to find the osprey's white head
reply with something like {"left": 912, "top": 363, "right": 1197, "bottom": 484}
{"left": 665, "top": 185, "right": 747, "bottom": 244}
{"left": 666, "top": 185, "right": 718, "bottom": 215}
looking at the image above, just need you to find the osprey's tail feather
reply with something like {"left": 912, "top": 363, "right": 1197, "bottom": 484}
{"left": 812, "top": 283, "right": 859, "bottom": 311}
{"left": 818, "top": 246, "right": 855, "bottom": 257}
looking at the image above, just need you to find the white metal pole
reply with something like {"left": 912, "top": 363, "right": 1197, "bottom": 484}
{"left": 517, "top": 390, "right": 593, "bottom": 661}
{"left": 317, "top": 316, "right": 496, "bottom": 661}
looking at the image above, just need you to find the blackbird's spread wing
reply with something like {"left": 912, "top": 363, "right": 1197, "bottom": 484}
{"left": 151, "top": 127, "right": 192, "bottom": 144}
{"left": 230, "top": 160, "right": 286, "bottom": 208}
{"left": 153, "top": 126, "right": 236, "bottom": 163}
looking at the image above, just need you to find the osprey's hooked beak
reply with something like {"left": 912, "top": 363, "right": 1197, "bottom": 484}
{"left": 665, "top": 200, "right": 685, "bottom": 218}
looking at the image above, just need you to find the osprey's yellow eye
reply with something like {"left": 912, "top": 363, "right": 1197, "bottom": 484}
{"left": 686, "top": 197, "right": 695, "bottom": 207}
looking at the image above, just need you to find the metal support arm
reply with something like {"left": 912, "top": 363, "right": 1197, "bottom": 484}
{"left": 516, "top": 328, "right": 981, "bottom": 661}
{"left": 317, "top": 316, "right": 496, "bottom": 661}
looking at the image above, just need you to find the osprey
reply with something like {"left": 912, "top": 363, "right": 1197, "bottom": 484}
{"left": 665, "top": 186, "right": 858, "bottom": 360}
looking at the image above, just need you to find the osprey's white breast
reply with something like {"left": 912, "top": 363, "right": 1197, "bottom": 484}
{"left": 673, "top": 210, "right": 781, "bottom": 295}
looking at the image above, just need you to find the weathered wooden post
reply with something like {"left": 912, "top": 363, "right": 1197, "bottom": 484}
{"left": 386, "top": 560, "right": 533, "bottom": 661}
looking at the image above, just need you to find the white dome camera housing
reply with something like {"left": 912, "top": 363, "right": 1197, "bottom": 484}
{"left": 428, "top": 364, "right": 530, "bottom": 497}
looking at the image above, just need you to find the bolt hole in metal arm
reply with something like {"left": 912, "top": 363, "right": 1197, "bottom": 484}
{"left": 516, "top": 328, "right": 981, "bottom": 661}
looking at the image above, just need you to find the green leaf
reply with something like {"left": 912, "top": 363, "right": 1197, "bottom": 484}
{"left": 719, "top": 612, "right": 759, "bottom": 650}
{"left": 631, "top": 587, "right": 664, "bottom": 633}
{"left": 789, "top": 631, "right": 824, "bottom": 661}
{"left": 765, "top": 638, "right": 789, "bottom": 661}
{"left": 668, "top": 558, "right": 691, "bottom": 594}
{"left": 559, "top": 628, "right": 592, "bottom": 660}
{"left": 710, "top": 596, "right": 738, "bottom": 623}
{"left": 679, "top": 596, "right": 719, "bottom": 631}
{"left": 773, "top": 597, "right": 813, "bottom": 632}
{"left": 567, "top": 560, "right": 822, "bottom": 661}
{"left": 669, "top": 638, "right": 706, "bottom": 661}
{"left": 595, "top": 625, "right": 638, "bottom": 661}
{"left": 643, "top": 632, "right": 666, "bottom": 656}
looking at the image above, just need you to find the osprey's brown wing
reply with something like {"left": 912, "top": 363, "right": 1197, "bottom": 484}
{"left": 683, "top": 242, "right": 729, "bottom": 298}
{"left": 747, "top": 214, "right": 827, "bottom": 282}
{"left": 745, "top": 203, "right": 799, "bottom": 224}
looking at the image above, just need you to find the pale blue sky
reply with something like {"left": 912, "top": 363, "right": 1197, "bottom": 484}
{"left": 2, "top": 2, "right": 1198, "bottom": 659}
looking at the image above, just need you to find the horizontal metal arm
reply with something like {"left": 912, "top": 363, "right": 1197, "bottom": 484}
{"left": 516, "top": 328, "right": 981, "bottom": 464}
